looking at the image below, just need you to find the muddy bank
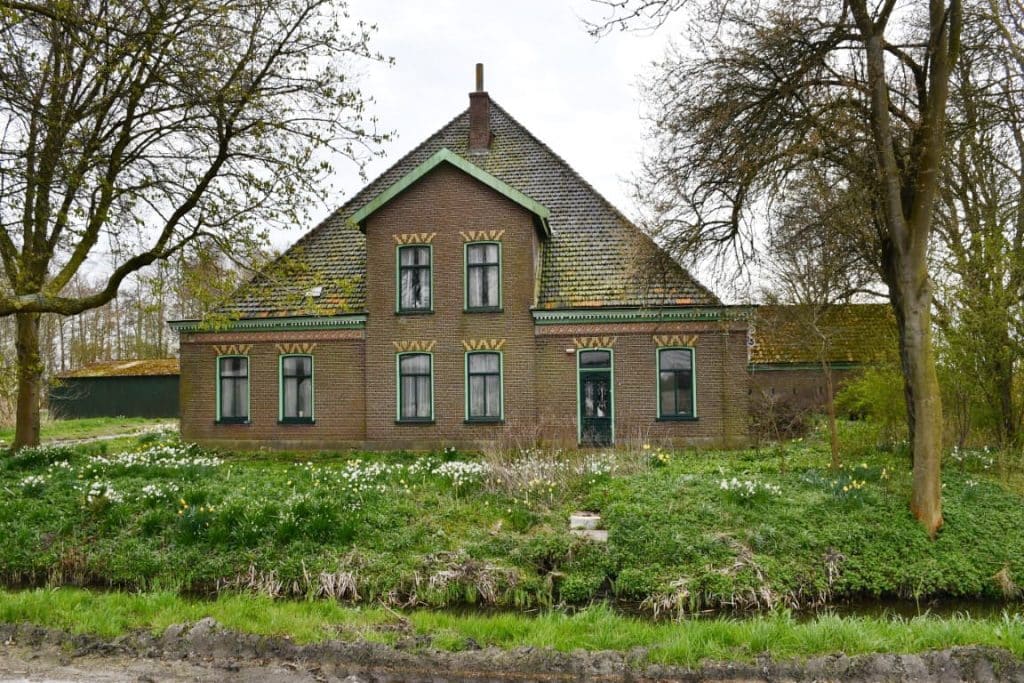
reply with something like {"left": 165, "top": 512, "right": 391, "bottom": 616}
{"left": 1, "top": 619, "right": 1023, "bottom": 682}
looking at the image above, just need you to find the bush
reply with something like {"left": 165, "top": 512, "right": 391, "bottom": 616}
{"left": 836, "top": 365, "right": 906, "bottom": 444}
{"left": 559, "top": 571, "right": 605, "bottom": 603}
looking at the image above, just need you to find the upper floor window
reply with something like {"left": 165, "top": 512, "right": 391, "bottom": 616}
{"left": 280, "top": 355, "right": 314, "bottom": 423}
{"left": 465, "top": 242, "right": 501, "bottom": 310}
{"left": 217, "top": 356, "right": 249, "bottom": 423}
{"left": 658, "top": 348, "right": 695, "bottom": 419}
{"left": 398, "top": 353, "right": 433, "bottom": 422}
{"left": 398, "top": 245, "right": 432, "bottom": 312}
{"left": 466, "top": 351, "right": 502, "bottom": 421}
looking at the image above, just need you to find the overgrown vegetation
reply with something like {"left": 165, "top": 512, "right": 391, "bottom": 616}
{"left": 2, "top": 423, "right": 1023, "bottom": 614}
{"left": 2, "top": 588, "right": 1023, "bottom": 665}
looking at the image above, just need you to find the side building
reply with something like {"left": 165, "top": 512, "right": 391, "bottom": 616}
{"left": 748, "top": 303, "right": 897, "bottom": 418}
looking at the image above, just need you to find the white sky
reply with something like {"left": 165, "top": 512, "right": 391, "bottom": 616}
{"left": 287, "top": 0, "right": 675, "bottom": 250}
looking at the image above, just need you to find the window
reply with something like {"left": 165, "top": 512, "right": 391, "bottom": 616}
{"left": 465, "top": 242, "right": 501, "bottom": 310}
{"left": 466, "top": 352, "right": 502, "bottom": 421}
{"left": 398, "top": 353, "right": 433, "bottom": 421}
{"left": 397, "top": 245, "right": 432, "bottom": 312}
{"left": 217, "top": 356, "right": 249, "bottom": 423}
{"left": 280, "top": 355, "right": 314, "bottom": 423}
{"left": 658, "top": 348, "right": 695, "bottom": 419}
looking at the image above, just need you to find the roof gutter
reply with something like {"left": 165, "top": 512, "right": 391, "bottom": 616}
{"left": 168, "top": 314, "right": 367, "bottom": 334}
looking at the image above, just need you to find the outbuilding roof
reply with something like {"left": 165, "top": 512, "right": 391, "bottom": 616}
{"left": 216, "top": 99, "right": 719, "bottom": 319}
{"left": 57, "top": 358, "right": 180, "bottom": 379}
{"left": 749, "top": 304, "right": 896, "bottom": 366}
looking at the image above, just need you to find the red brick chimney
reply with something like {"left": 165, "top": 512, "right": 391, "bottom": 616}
{"left": 468, "top": 63, "right": 491, "bottom": 152}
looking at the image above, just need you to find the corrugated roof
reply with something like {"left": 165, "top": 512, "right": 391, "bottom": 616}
{"left": 749, "top": 304, "right": 896, "bottom": 366}
{"left": 58, "top": 358, "right": 180, "bottom": 378}
{"left": 217, "top": 99, "right": 719, "bottom": 318}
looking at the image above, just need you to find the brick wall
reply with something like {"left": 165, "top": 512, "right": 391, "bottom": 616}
{"left": 362, "top": 164, "right": 542, "bottom": 450}
{"left": 533, "top": 322, "right": 750, "bottom": 448}
{"left": 749, "top": 366, "right": 861, "bottom": 415}
{"left": 179, "top": 330, "right": 366, "bottom": 450}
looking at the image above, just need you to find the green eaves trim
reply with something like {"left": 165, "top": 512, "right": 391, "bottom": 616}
{"left": 533, "top": 307, "right": 749, "bottom": 325}
{"left": 348, "top": 148, "right": 552, "bottom": 236}
{"left": 748, "top": 361, "right": 864, "bottom": 372}
{"left": 169, "top": 315, "right": 367, "bottom": 334}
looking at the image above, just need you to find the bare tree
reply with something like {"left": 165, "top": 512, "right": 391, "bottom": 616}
{"left": 763, "top": 170, "right": 881, "bottom": 468}
{"left": 591, "top": 0, "right": 961, "bottom": 535}
{"left": 0, "top": 0, "right": 388, "bottom": 448}
{"left": 933, "top": 1, "right": 1024, "bottom": 445}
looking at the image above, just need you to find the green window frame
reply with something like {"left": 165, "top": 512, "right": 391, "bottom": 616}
{"left": 279, "top": 354, "right": 314, "bottom": 424}
{"left": 576, "top": 348, "right": 615, "bottom": 445}
{"left": 657, "top": 347, "right": 697, "bottom": 420}
{"left": 216, "top": 355, "right": 249, "bottom": 424}
{"left": 465, "top": 351, "right": 503, "bottom": 422}
{"left": 397, "top": 352, "right": 434, "bottom": 422}
{"left": 464, "top": 242, "right": 502, "bottom": 311}
{"left": 396, "top": 244, "right": 433, "bottom": 313}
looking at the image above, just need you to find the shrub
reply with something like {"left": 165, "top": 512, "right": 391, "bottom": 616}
{"left": 559, "top": 571, "right": 605, "bottom": 603}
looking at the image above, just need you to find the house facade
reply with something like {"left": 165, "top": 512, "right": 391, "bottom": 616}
{"left": 171, "top": 70, "right": 750, "bottom": 451}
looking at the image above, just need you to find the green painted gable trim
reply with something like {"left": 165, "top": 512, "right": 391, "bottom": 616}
{"left": 532, "top": 307, "right": 748, "bottom": 325}
{"left": 169, "top": 315, "right": 367, "bottom": 334}
{"left": 348, "top": 148, "right": 552, "bottom": 236}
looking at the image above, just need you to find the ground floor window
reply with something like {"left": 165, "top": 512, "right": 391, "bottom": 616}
{"left": 217, "top": 356, "right": 249, "bottom": 423}
{"left": 466, "top": 351, "right": 502, "bottom": 421}
{"left": 658, "top": 348, "right": 695, "bottom": 419}
{"left": 398, "top": 353, "right": 433, "bottom": 421}
{"left": 280, "top": 355, "right": 314, "bottom": 423}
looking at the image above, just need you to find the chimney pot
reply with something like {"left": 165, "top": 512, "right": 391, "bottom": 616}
{"left": 469, "top": 63, "right": 491, "bottom": 152}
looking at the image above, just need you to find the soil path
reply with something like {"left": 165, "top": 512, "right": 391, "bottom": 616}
{"left": 2, "top": 619, "right": 1023, "bottom": 682}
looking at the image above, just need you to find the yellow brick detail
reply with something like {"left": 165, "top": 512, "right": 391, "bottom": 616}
{"left": 213, "top": 344, "right": 252, "bottom": 356}
{"left": 653, "top": 335, "right": 698, "bottom": 348}
{"left": 275, "top": 342, "right": 317, "bottom": 355}
{"left": 393, "top": 232, "right": 437, "bottom": 245}
{"left": 461, "top": 338, "right": 506, "bottom": 351}
{"left": 573, "top": 337, "right": 616, "bottom": 349}
{"left": 459, "top": 230, "right": 505, "bottom": 242}
{"left": 393, "top": 340, "right": 437, "bottom": 353}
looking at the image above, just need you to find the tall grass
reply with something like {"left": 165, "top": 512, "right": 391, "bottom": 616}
{"left": 1, "top": 589, "right": 1021, "bottom": 666}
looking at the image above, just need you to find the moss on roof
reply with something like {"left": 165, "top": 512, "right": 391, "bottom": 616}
{"left": 749, "top": 304, "right": 897, "bottom": 366}
{"left": 217, "top": 99, "right": 719, "bottom": 318}
{"left": 58, "top": 359, "right": 180, "bottom": 379}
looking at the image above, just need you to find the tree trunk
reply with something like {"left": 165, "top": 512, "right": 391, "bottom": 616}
{"left": 994, "top": 351, "right": 1018, "bottom": 446}
{"left": 822, "top": 360, "right": 840, "bottom": 469}
{"left": 13, "top": 312, "right": 43, "bottom": 450}
{"left": 893, "top": 279, "right": 944, "bottom": 536}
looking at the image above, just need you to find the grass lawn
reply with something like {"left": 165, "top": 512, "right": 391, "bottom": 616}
{"left": 1, "top": 587, "right": 1021, "bottom": 666}
{"left": 0, "top": 416, "right": 175, "bottom": 446}
{"left": 1, "top": 422, "right": 1022, "bottom": 614}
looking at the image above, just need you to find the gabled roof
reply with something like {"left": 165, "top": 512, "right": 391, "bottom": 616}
{"left": 57, "top": 358, "right": 180, "bottom": 379}
{"left": 217, "top": 99, "right": 720, "bottom": 318}
{"left": 749, "top": 304, "right": 896, "bottom": 366}
{"left": 349, "top": 148, "right": 551, "bottom": 236}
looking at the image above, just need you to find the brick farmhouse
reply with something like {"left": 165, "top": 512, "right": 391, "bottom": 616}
{"left": 171, "top": 70, "right": 760, "bottom": 451}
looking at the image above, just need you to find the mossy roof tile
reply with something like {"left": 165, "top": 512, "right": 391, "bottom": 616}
{"left": 58, "top": 358, "right": 180, "bottom": 378}
{"left": 749, "top": 304, "right": 897, "bottom": 366}
{"left": 217, "top": 101, "right": 719, "bottom": 318}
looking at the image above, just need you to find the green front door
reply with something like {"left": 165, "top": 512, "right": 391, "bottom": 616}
{"left": 578, "top": 350, "right": 613, "bottom": 446}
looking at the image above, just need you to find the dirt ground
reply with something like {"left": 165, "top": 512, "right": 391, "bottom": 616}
{"left": 2, "top": 619, "right": 1023, "bottom": 682}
